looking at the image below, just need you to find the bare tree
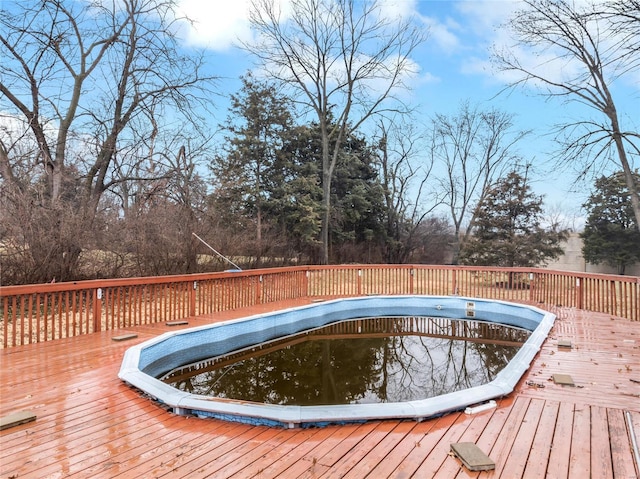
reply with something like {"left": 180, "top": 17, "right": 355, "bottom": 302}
{"left": 430, "top": 102, "right": 528, "bottom": 264}
{"left": 494, "top": 0, "right": 640, "bottom": 230}
{"left": 246, "top": 0, "right": 426, "bottom": 264}
{"left": 374, "top": 117, "right": 440, "bottom": 263}
{"left": 0, "top": 0, "right": 214, "bottom": 282}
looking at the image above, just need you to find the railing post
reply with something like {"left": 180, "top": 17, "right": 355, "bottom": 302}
{"left": 302, "top": 270, "right": 308, "bottom": 298}
{"left": 636, "top": 277, "right": 640, "bottom": 322}
{"left": 257, "top": 275, "right": 263, "bottom": 304}
{"left": 452, "top": 269, "right": 457, "bottom": 295}
{"left": 410, "top": 268, "right": 414, "bottom": 295}
{"left": 190, "top": 281, "right": 197, "bottom": 317}
{"left": 610, "top": 280, "right": 617, "bottom": 316}
{"left": 93, "top": 288, "right": 102, "bottom": 333}
{"left": 357, "top": 269, "right": 362, "bottom": 296}
{"left": 529, "top": 272, "right": 535, "bottom": 302}
{"left": 304, "top": 269, "right": 310, "bottom": 298}
{"left": 575, "top": 277, "right": 583, "bottom": 310}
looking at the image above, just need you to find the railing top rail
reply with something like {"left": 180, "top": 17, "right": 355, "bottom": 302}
{"left": 1, "top": 264, "right": 638, "bottom": 296}
{"left": 527, "top": 267, "right": 640, "bottom": 283}
{"left": 303, "top": 264, "right": 639, "bottom": 280}
{"left": 0, "top": 266, "right": 311, "bottom": 296}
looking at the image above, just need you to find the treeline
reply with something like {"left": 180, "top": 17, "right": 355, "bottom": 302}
{"left": 0, "top": 0, "right": 451, "bottom": 285}
{"left": 209, "top": 74, "right": 452, "bottom": 269}
{"left": 2, "top": 0, "right": 638, "bottom": 285}
{"left": 0, "top": 72, "right": 453, "bottom": 284}
{"left": 1, "top": 69, "right": 569, "bottom": 285}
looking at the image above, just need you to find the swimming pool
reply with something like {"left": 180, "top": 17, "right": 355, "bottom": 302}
{"left": 118, "top": 295, "right": 555, "bottom": 428}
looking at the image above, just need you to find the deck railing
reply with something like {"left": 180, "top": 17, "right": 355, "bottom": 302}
{"left": 1, "top": 265, "right": 638, "bottom": 348}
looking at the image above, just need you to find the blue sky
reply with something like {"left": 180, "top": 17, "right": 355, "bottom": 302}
{"left": 5, "top": 0, "right": 635, "bottom": 228}
{"left": 171, "top": 0, "right": 637, "bottom": 228}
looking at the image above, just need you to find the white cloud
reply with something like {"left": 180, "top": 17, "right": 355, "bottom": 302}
{"left": 175, "top": 0, "right": 254, "bottom": 51}
{"left": 419, "top": 71, "right": 441, "bottom": 85}
{"left": 454, "top": 0, "right": 519, "bottom": 35}
{"left": 175, "top": 0, "right": 299, "bottom": 51}
{"left": 459, "top": 55, "right": 491, "bottom": 78}
{"left": 422, "top": 15, "right": 460, "bottom": 54}
{"left": 0, "top": 111, "right": 57, "bottom": 149}
{"left": 448, "top": 1, "right": 520, "bottom": 79}
{"left": 377, "top": 0, "right": 419, "bottom": 20}
{"left": 454, "top": 0, "right": 640, "bottom": 92}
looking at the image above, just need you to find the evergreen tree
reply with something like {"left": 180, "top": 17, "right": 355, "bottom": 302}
{"left": 580, "top": 171, "right": 640, "bottom": 275}
{"left": 247, "top": 0, "right": 425, "bottom": 264}
{"left": 275, "top": 121, "right": 387, "bottom": 263}
{"left": 268, "top": 124, "right": 324, "bottom": 262}
{"left": 460, "top": 172, "right": 567, "bottom": 270}
{"left": 212, "top": 81, "right": 387, "bottom": 264}
{"left": 210, "top": 73, "right": 294, "bottom": 265}
{"left": 330, "top": 133, "right": 387, "bottom": 262}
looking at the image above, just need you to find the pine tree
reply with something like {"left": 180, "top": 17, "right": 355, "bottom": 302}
{"left": 460, "top": 172, "right": 567, "bottom": 271}
{"left": 580, "top": 171, "right": 640, "bottom": 275}
{"left": 210, "top": 73, "right": 294, "bottom": 265}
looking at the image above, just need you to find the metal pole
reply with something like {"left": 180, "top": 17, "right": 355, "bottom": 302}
{"left": 192, "top": 233, "right": 243, "bottom": 271}
{"left": 626, "top": 410, "right": 640, "bottom": 475}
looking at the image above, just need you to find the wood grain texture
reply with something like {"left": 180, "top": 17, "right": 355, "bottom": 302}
{"left": 1, "top": 301, "right": 639, "bottom": 479}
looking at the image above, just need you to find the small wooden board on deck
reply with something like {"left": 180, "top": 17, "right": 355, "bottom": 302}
{"left": 165, "top": 321, "right": 189, "bottom": 326}
{"left": 0, "top": 411, "right": 37, "bottom": 430}
{"left": 450, "top": 442, "right": 495, "bottom": 471}
{"left": 552, "top": 373, "right": 575, "bottom": 386}
{"left": 557, "top": 339, "right": 573, "bottom": 349}
{"left": 111, "top": 333, "right": 138, "bottom": 342}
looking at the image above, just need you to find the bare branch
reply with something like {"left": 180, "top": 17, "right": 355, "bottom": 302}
{"left": 429, "top": 101, "right": 529, "bottom": 263}
{"left": 0, "top": 0, "right": 217, "bottom": 282}
{"left": 493, "top": 0, "right": 640, "bottom": 227}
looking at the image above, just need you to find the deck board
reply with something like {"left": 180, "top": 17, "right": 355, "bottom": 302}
{"left": 482, "top": 394, "right": 531, "bottom": 478}
{"left": 1, "top": 300, "right": 639, "bottom": 479}
{"left": 608, "top": 408, "right": 639, "bottom": 479}
{"left": 364, "top": 412, "right": 443, "bottom": 478}
{"left": 546, "top": 401, "right": 575, "bottom": 478}
{"left": 409, "top": 409, "right": 471, "bottom": 477}
{"left": 591, "top": 405, "right": 615, "bottom": 479}
{"left": 227, "top": 427, "right": 325, "bottom": 478}
{"left": 340, "top": 421, "right": 421, "bottom": 479}
{"left": 321, "top": 420, "right": 400, "bottom": 479}
{"left": 389, "top": 409, "right": 463, "bottom": 478}
{"left": 499, "top": 397, "right": 545, "bottom": 478}
{"left": 568, "top": 405, "right": 591, "bottom": 479}
{"left": 433, "top": 402, "right": 494, "bottom": 478}
{"left": 521, "top": 400, "right": 560, "bottom": 479}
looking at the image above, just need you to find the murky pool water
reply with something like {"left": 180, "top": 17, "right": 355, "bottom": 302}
{"left": 161, "top": 317, "right": 530, "bottom": 406}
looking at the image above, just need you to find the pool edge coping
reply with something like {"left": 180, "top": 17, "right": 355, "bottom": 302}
{"left": 118, "top": 295, "right": 555, "bottom": 428}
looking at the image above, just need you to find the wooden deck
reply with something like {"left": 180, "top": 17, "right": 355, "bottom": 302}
{"left": 1, "top": 299, "right": 639, "bottom": 478}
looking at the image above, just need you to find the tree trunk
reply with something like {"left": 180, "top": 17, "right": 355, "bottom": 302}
{"left": 321, "top": 169, "right": 331, "bottom": 265}
{"left": 320, "top": 120, "right": 333, "bottom": 265}
{"left": 612, "top": 134, "right": 640, "bottom": 231}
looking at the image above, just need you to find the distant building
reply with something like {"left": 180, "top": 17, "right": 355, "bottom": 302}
{"left": 544, "top": 232, "right": 640, "bottom": 276}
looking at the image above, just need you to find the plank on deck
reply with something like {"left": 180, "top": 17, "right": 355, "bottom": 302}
{"left": 1, "top": 301, "right": 639, "bottom": 479}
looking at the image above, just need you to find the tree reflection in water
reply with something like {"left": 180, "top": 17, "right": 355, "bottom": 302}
{"left": 163, "top": 317, "right": 530, "bottom": 406}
